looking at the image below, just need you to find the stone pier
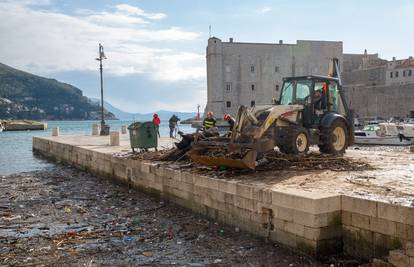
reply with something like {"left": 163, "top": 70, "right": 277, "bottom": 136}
{"left": 32, "top": 135, "right": 414, "bottom": 262}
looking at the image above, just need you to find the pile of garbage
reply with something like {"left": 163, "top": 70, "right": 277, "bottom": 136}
{"left": 0, "top": 167, "right": 327, "bottom": 266}
{"left": 256, "top": 151, "right": 372, "bottom": 172}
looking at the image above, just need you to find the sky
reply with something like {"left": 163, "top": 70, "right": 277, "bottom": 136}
{"left": 1, "top": 0, "right": 414, "bottom": 113}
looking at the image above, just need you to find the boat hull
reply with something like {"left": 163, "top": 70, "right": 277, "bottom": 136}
{"left": 355, "top": 136, "right": 413, "bottom": 146}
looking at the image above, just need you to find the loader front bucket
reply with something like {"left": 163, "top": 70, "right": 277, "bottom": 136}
{"left": 188, "top": 149, "right": 257, "bottom": 170}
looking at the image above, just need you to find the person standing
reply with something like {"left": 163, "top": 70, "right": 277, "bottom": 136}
{"left": 223, "top": 113, "right": 235, "bottom": 134}
{"left": 168, "top": 114, "right": 180, "bottom": 138}
{"left": 202, "top": 111, "right": 216, "bottom": 130}
{"left": 152, "top": 113, "right": 160, "bottom": 137}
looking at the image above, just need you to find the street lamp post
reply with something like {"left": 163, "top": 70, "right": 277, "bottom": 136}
{"left": 96, "top": 43, "right": 109, "bottom": 135}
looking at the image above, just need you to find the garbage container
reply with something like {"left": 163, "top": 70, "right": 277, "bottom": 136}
{"left": 128, "top": 121, "right": 158, "bottom": 152}
{"left": 100, "top": 124, "right": 110, "bottom": 136}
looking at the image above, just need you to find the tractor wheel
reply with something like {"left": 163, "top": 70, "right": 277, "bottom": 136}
{"left": 319, "top": 119, "right": 348, "bottom": 155}
{"left": 278, "top": 127, "right": 310, "bottom": 155}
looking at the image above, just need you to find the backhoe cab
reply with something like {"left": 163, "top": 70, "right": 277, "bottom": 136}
{"left": 275, "top": 72, "right": 354, "bottom": 155}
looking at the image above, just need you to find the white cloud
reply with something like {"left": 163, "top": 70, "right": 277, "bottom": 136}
{"left": 115, "top": 4, "right": 167, "bottom": 20}
{"left": 258, "top": 6, "right": 272, "bottom": 14}
{"left": 0, "top": 1, "right": 205, "bottom": 82}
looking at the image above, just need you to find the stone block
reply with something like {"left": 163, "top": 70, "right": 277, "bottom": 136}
{"left": 52, "top": 127, "right": 59, "bottom": 136}
{"left": 217, "top": 179, "right": 237, "bottom": 195}
{"left": 303, "top": 225, "right": 342, "bottom": 241}
{"left": 270, "top": 228, "right": 297, "bottom": 248}
{"left": 342, "top": 195, "right": 377, "bottom": 217}
{"left": 378, "top": 202, "right": 414, "bottom": 226}
{"left": 388, "top": 250, "right": 410, "bottom": 267}
{"left": 140, "top": 162, "right": 150, "bottom": 173}
{"left": 194, "top": 185, "right": 207, "bottom": 197}
{"left": 284, "top": 221, "right": 305, "bottom": 236}
{"left": 343, "top": 225, "right": 375, "bottom": 259}
{"left": 228, "top": 205, "right": 252, "bottom": 222}
{"left": 205, "top": 177, "right": 219, "bottom": 191}
{"left": 194, "top": 175, "right": 209, "bottom": 188}
{"left": 236, "top": 183, "right": 254, "bottom": 199}
{"left": 154, "top": 166, "right": 165, "bottom": 177}
{"left": 234, "top": 196, "right": 255, "bottom": 211}
{"left": 206, "top": 197, "right": 226, "bottom": 212}
{"left": 370, "top": 217, "right": 397, "bottom": 236}
{"left": 294, "top": 210, "right": 341, "bottom": 228}
{"left": 92, "top": 124, "right": 99, "bottom": 135}
{"left": 172, "top": 188, "right": 191, "bottom": 200}
{"left": 272, "top": 217, "right": 286, "bottom": 230}
{"left": 180, "top": 172, "right": 192, "bottom": 183}
{"left": 224, "top": 193, "right": 234, "bottom": 205}
{"left": 178, "top": 182, "right": 193, "bottom": 193}
{"left": 341, "top": 210, "right": 352, "bottom": 226}
{"left": 397, "top": 223, "right": 414, "bottom": 242}
{"left": 273, "top": 205, "right": 294, "bottom": 222}
{"left": 110, "top": 131, "right": 120, "bottom": 146}
{"left": 352, "top": 213, "right": 371, "bottom": 230}
{"left": 209, "top": 189, "right": 225, "bottom": 203}
{"left": 253, "top": 187, "right": 272, "bottom": 204}
{"left": 272, "top": 189, "right": 341, "bottom": 214}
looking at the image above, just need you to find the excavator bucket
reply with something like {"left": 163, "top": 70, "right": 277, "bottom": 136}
{"left": 188, "top": 149, "right": 257, "bottom": 170}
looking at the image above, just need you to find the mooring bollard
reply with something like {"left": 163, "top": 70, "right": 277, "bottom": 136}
{"left": 92, "top": 124, "right": 100, "bottom": 136}
{"left": 121, "top": 125, "right": 127, "bottom": 134}
{"left": 110, "top": 131, "right": 120, "bottom": 146}
{"left": 52, "top": 127, "right": 59, "bottom": 137}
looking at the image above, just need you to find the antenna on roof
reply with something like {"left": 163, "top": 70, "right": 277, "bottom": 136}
{"left": 209, "top": 25, "right": 211, "bottom": 38}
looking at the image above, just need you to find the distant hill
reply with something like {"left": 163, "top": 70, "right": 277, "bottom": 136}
{"left": 0, "top": 63, "right": 116, "bottom": 120}
{"left": 91, "top": 98, "right": 198, "bottom": 121}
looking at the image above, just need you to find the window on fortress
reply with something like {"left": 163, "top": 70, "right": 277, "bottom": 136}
{"left": 225, "top": 83, "right": 232, "bottom": 91}
{"left": 275, "top": 85, "right": 279, "bottom": 91}
{"left": 409, "top": 70, "right": 412, "bottom": 76}
{"left": 395, "top": 71, "right": 399, "bottom": 78}
{"left": 251, "top": 101, "right": 255, "bottom": 107}
{"left": 250, "top": 65, "right": 255, "bottom": 72}
{"left": 226, "top": 101, "right": 231, "bottom": 108}
{"left": 275, "top": 66, "right": 279, "bottom": 72}
{"left": 251, "top": 84, "right": 255, "bottom": 91}
{"left": 390, "top": 72, "right": 393, "bottom": 78}
{"left": 403, "top": 70, "right": 407, "bottom": 77}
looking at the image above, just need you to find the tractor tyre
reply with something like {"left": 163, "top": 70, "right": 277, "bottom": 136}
{"left": 278, "top": 127, "right": 310, "bottom": 155}
{"left": 319, "top": 119, "right": 348, "bottom": 155}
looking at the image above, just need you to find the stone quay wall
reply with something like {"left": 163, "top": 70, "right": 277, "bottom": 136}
{"left": 33, "top": 136, "right": 414, "bottom": 262}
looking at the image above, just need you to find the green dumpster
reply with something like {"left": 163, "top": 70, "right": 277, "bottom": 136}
{"left": 128, "top": 121, "right": 158, "bottom": 152}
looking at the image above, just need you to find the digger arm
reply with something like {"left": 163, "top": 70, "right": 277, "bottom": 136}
{"left": 252, "top": 104, "right": 303, "bottom": 139}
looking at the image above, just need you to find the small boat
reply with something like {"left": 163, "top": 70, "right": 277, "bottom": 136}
{"left": 355, "top": 123, "right": 414, "bottom": 146}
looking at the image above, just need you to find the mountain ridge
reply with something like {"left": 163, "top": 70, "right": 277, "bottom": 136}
{"left": 0, "top": 62, "right": 116, "bottom": 120}
{"left": 91, "top": 98, "right": 198, "bottom": 121}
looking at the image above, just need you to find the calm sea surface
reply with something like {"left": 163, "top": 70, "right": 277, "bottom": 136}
{"left": 0, "top": 120, "right": 193, "bottom": 176}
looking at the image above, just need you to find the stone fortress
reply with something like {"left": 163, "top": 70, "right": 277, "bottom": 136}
{"left": 205, "top": 37, "right": 414, "bottom": 120}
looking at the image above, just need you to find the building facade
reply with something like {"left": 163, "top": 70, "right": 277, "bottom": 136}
{"left": 385, "top": 57, "right": 414, "bottom": 86}
{"left": 343, "top": 51, "right": 414, "bottom": 118}
{"left": 205, "top": 37, "right": 343, "bottom": 118}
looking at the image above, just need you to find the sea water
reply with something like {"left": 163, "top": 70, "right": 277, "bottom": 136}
{"left": 0, "top": 120, "right": 193, "bottom": 175}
